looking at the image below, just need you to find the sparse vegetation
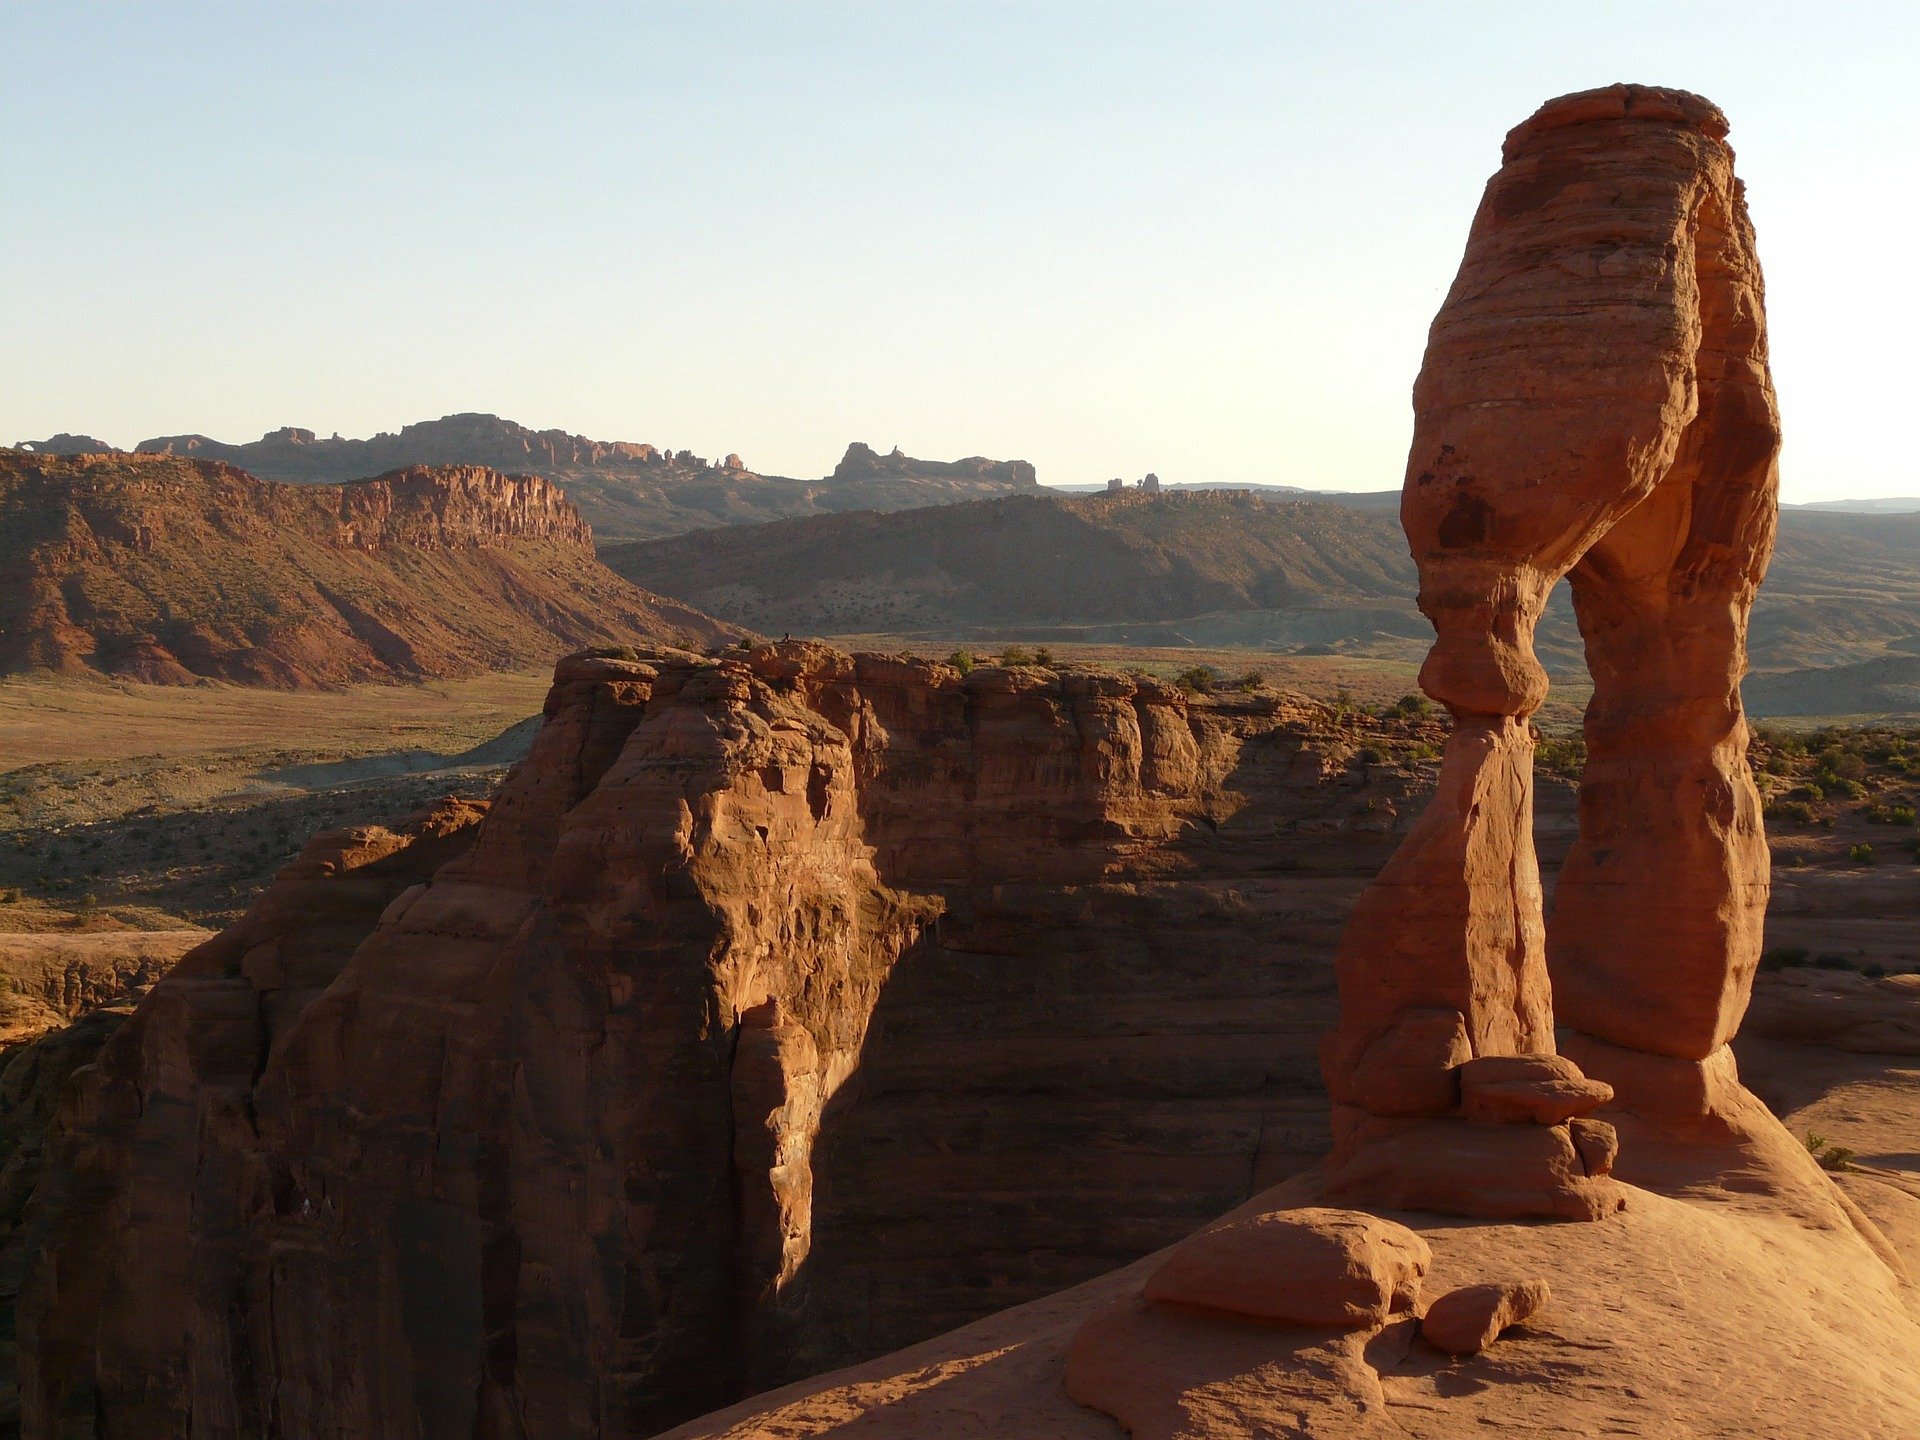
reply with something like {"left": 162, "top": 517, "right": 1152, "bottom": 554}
{"left": 1535, "top": 736, "right": 1587, "bottom": 778}
{"left": 947, "top": 650, "right": 975, "bottom": 674}
{"left": 1849, "top": 843, "right": 1875, "bottom": 865}
{"left": 1000, "top": 645, "right": 1035, "bottom": 666}
{"left": 1804, "top": 1131, "right": 1857, "bottom": 1173}
{"left": 1174, "top": 665, "right": 1216, "bottom": 694}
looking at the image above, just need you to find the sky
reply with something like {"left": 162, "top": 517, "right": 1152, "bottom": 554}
{"left": 3, "top": 1, "right": 1916, "bottom": 500}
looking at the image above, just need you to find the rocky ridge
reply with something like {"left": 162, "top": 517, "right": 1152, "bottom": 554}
{"left": 7, "top": 640, "right": 1438, "bottom": 1436}
{"left": 12, "top": 416, "right": 1042, "bottom": 544}
{"left": 0, "top": 451, "right": 739, "bottom": 686}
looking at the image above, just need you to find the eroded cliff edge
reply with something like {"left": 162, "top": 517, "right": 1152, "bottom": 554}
{"left": 12, "top": 642, "right": 1424, "bottom": 1437}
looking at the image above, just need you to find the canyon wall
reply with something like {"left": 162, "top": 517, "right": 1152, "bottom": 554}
{"left": 12, "top": 644, "right": 1436, "bottom": 1437}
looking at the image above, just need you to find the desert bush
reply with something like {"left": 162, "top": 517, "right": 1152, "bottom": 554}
{"left": 1804, "top": 1131, "right": 1857, "bottom": 1172}
{"left": 1759, "top": 946, "right": 1810, "bottom": 970}
{"left": 1385, "top": 693, "right": 1434, "bottom": 720}
{"left": 1000, "top": 645, "right": 1035, "bottom": 666}
{"left": 1232, "top": 669, "right": 1267, "bottom": 692}
{"left": 1863, "top": 962, "right": 1888, "bottom": 979}
{"left": 1766, "top": 800, "right": 1816, "bottom": 826}
{"left": 1819, "top": 747, "right": 1868, "bottom": 781}
{"left": 1867, "top": 802, "right": 1917, "bottom": 826}
{"left": 1790, "top": 782, "right": 1825, "bottom": 803}
{"left": 1354, "top": 745, "right": 1386, "bottom": 765}
{"left": 1848, "top": 843, "right": 1875, "bottom": 865}
{"left": 1535, "top": 737, "right": 1586, "bottom": 777}
{"left": 947, "top": 650, "right": 975, "bottom": 674}
{"left": 1032, "top": 646, "right": 1056, "bottom": 668}
{"left": 1174, "top": 665, "right": 1216, "bottom": 694}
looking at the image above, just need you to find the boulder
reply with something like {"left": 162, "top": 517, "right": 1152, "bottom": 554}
{"left": 1143, "top": 1207, "right": 1429, "bottom": 1328}
{"left": 1420, "top": 1279, "right": 1550, "bottom": 1355}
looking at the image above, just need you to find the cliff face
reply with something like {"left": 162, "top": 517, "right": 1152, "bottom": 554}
{"left": 12, "top": 418, "right": 1046, "bottom": 543}
{"left": 830, "top": 442, "right": 1037, "bottom": 488}
{"left": 12, "top": 643, "right": 1432, "bottom": 1437}
{"left": 0, "top": 452, "right": 739, "bottom": 686}
{"left": 127, "top": 413, "right": 674, "bottom": 478}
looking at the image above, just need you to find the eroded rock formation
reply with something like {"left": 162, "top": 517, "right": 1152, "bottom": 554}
{"left": 11, "top": 643, "right": 1417, "bottom": 1436}
{"left": 656, "top": 87, "right": 1918, "bottom": 1440}
{"left": 0, "top": 451, "right": 739, "bottom": 684}
{"left": 1320, "top": 82, "right": 1779, "bottom": 1219}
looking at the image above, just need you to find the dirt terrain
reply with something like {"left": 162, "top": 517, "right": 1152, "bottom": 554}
{"left": 0, "top": 671, "right": 548, "bottom": 932}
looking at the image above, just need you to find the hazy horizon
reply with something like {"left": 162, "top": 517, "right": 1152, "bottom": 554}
{"left": 5, "top": 2, "right": 1916, "bottom": 501}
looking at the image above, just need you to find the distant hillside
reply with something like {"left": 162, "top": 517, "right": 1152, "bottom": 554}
{"left": 1788, "top": 497, "right": 1920, "bottom": 514}
{"left": 14, "top": 417, "right": 1039, "bottom": 543}
{"left": 604, "top": 489, "right": 1432, "bottom": 651}
{"left": 605, "top": 492, "right": 1920, "bottom": 713}
{"left": 0, "top": 451, "right": 738, "bottom": 687}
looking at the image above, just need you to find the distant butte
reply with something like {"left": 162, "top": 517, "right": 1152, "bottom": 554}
{"left": 12, "top": 415, "right": 1043, "bottom": 542}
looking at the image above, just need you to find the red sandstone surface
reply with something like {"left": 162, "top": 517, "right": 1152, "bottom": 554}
{"left": 2, "top": 83, "right": 1916, "bottom": 1440}
{"left": 0, "top": 451, "right": 739, "bottom": 685}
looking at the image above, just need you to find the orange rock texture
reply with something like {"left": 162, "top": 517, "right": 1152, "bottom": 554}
{"left": 12, "top": 642, "right": 1425, "bottom": 1436}
{"left": 655, "top": 96, "right": 1918, "bottom": 1440}
{"left": 1322, "top": 83, "right": 1780, "bottom": 1216}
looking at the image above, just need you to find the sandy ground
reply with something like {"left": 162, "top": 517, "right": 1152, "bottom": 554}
{"left": 0, "top": 670, "right": 551, "bottom": 770}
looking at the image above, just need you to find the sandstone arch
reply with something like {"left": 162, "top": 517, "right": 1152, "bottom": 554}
{"left": 1321, "top": 84, "right": 1781, "bottom": 1213}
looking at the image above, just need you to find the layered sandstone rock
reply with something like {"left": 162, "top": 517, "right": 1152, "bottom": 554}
{"left": 12, "top": 643, "right": 1424, "bottom": 1436}
{"left": 1321, "top": 83, "right": 1779, "bottom": 1219}
{"left": 0, "top": 451, "right": 739, "bottom": 684}
{"left": 647, "top": 96, "right": 1918, "bottom": 1440}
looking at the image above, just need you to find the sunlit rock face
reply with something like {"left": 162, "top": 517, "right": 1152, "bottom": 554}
{"left": 1320, "top": 84, "right": 1780, "bottom": 1219}
{"left": 16, "top": 642, "right": 1427, "bottom": 1436}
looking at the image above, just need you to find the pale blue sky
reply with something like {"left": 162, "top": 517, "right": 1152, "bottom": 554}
{"left": 4, "top": 2, "right": 1915, "bottom": 498}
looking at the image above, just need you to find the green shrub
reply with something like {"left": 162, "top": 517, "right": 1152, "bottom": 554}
{"left": 1766, "top": 800, "right": 1817, "bottom": 826}
{"left": 1174, "top": 665, "right": 1216, "bottom": 694}
{"left": 1535, "top": 737, "right": 1586, "bottom": 776}
{"left": 1849, "top": 843, "right": 1875, "bottom": 865}
{"left": 1000, "top": 645, "right": 1035, "bottom": 666}
{"left": 1385, "top": 693, "right": 1434, "bottom": 720}
{"left": 947, "top": 650, "right": 975, "bottom": 674}
{"left": 1790, "top": 782, "right": 1825, "bottom": 803}
{"left": 1863, "top": 962, "right": 1888, "bottom": 979}
{"left": 1032, "top": 646, "right": 1056, "bottom": 668}
{"left": 1867, "top": 803, "right": 1916, "bottom": 826}
{"left": 1232, "top": 669, "right": 1267, "bottom": 692}
{"left": 1354, "top": 745, "right": 1386, "bottom": 765}
{"left": 1805, "top": 1130, "right": 1856, "bottom": 1172}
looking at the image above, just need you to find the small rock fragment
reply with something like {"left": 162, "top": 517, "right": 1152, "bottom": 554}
{"left": 1421, "top": 1279, "right": 1550, "bottom": 1355}
{"left": 1569, "top": 1116, "right": 1619, "bottom": 1177}
{"left": 1144, "top": 1207, "right": 1430, "bottom": 1328}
